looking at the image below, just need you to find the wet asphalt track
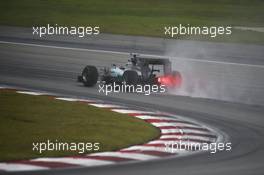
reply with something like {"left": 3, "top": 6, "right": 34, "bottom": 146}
{"left": 0, "top": 27, "right": 264, "bottom": 175}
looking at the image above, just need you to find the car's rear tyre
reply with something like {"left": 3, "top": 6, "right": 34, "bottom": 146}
{"left": 123, "top": 70, "right": 138, "bottom": 85}
{"left": 81, "top": 65, "right": 98, "bottom": 87}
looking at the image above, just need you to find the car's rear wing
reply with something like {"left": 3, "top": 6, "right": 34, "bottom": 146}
{"left": 136, "top": 57, "right": 172, "bottom": 74}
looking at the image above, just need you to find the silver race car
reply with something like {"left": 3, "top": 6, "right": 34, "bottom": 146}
{"left": 78, "top": 54, "right": 182, "bottom": 88}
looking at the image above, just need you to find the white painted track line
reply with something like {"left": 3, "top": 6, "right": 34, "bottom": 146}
{"left": 161, "top": 129, "right": 211, "bottom": 134}
{"left": 111, "top": 109, "right": 155, "bottom": 114}
{"left": 122, "top": 146, "right": 189, "bottom": 154}
{"left": 0, "top": 163, "right": 49, "bottom": 172}
{"left": 55, "top": 97, "right": 79, "bottom": 101}
{"left": 135, "top": 115, "right": 179, "bottom": 120}
{"left": 160, "top": 135, "right": 213, "bottom": 141}
{"left": 32, "top": 157, "right": 114, "bottom": 167}
{"left": 17, "top": 91, "right": 45, "bottom": 95}
{"left": 151, "top": 122, "right": 200, "bottom": 128}
{"left": 149, "top": 140, "right": 203, "bottom": 145}
{"left": 89, "top": 103, "right": 124, "bottom": 108}
{"left": 91, "top": 152, "right": 158, "bottom": 160}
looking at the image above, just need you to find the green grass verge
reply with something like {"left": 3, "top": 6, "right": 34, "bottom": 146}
{"left": 1, "top": 0, "right": 264, "bottom": 44}
{"left": 0, "top": 90, "right": 160, "bottom": 161}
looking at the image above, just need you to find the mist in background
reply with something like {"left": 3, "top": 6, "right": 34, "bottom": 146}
{"left": 164, "top": 41, "right": 264, "bottom": 106}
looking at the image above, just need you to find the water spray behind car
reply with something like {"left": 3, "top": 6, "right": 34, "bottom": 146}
{"left": 164, "top": 40, "right": 249, "bottom": 103}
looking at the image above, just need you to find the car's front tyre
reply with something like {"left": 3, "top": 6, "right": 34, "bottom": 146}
{"left": 81, "top": 65, "right": 99, "bottom": 87}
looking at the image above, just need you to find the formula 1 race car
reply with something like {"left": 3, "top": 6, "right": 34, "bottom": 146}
{"left": 77, "top": 54, "right": 182, "bottom": 88}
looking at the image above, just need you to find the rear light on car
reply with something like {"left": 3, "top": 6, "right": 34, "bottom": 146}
{"left": 157, "top": 72, "right": 182, "bottom": 88}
